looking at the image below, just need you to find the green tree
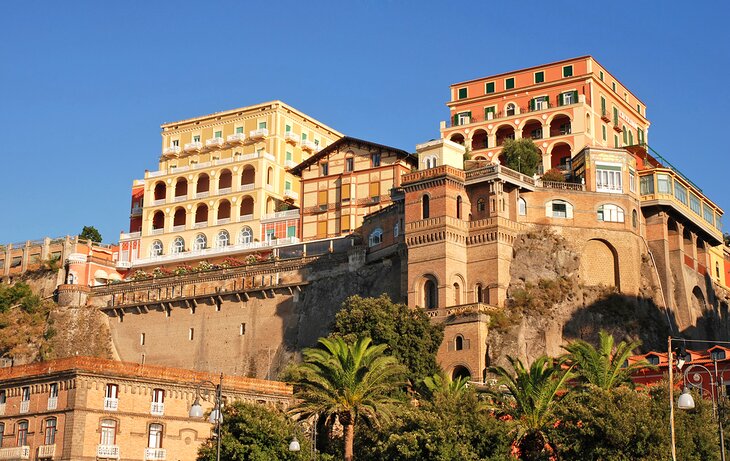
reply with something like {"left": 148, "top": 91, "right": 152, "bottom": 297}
{"left": 488, "top": 355, "right": 573, "bottom": 460}
{"left": 331, "top": 295, "right": 444, "bottom": 384}
{"left": 421, "top": 372, "right": 471, "bottom": 402}
{"left": 289, "top": 336, "right": 406, "bottom": 461}
{"left": 196, "top": 401, "right": 312, "bottom": 461}
{"left": 0, "top": 282, "right": 41, "bottom": 314}
{"left": 540, "top": 168, "right": 565, "bottom": 183}
{"left": 79, "top": 225, "right": 102, "bottom": 243}
{"left": 501, "top": 138, "right": 542, "bottom": 176}
{"left": 562, "top": 330, "right": 651, "bottom": 390}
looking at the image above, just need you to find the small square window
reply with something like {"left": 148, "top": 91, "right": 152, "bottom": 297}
{"left": 505, "top": 78, "right": 515, "bottom": 90}
{"left": 258, "top": 121, "right": 267, "bottom": 129}
{"left": 239, "top": 323, "right": 246, "bottom": 336}
{"left": 193, "top": 135, "right": 201, "bottom": 142}
{"left": 485, "top": 81, "right": 495, "bottom": 94}
{"left": 321, "top": 162, "right": 329, "bottom": 176}
{"left": 612, "top": 82, "right": 617, "bottom": 92}
{"left": 235, "top": 126, "right": 243, "bottom": 134}
{"left": 457, "top": 87, "right": 468, "bottom": 99}
{"left": 372, "top": 152, "right": 381, "bottom": 167}
{"left": 563, "top": 65, "right": 573, "bottom": 77}
{"left": 637, "top": 104, "right": 641, "bottom": 115}
{"left": 214, "top": 130, "right": 222, "bottom": 139}
{"left": 599, "top": 70, "right": 604, "bottom": 81}
{"left": 534, "top": 71, "right": 544, "bottom": 84}
{"left": 345, "top": 157, "right": 354, "bottom": 172}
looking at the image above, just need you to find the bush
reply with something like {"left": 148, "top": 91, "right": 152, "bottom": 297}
{"left": 541, "top": 168, "right": 566, "bottom": 182}
{"left": 501, "top": 138, "right": 542, "bottom": 176}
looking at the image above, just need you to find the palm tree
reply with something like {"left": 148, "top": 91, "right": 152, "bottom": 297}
{"left": 488, "top": 355, "right": 573, "bottom": 460}
{"left": 289, "top": 336, "right": 406, "bottom": 461}
{"left": 562, "top": 330, "right": 651, "bottom": 390}
{"left": 421, "top": 372, "right": 470, "bottom": 401}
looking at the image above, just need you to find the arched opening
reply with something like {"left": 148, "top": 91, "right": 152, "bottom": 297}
{"left": 423, "top": 276, "right": 438, "bottom": 309}
{"left": 217, "top": 200, "right": 231, "bottom": 221}
{"left": 550, "top": 142, "right": 572, "bottom": 170}
{"left": 216, "top": 230, "right": 230, "bottom": 248}
{"left": 518, "top": 197, "right": 527, "bottom": 216}
{"left": 632, "top": 210, "right": 638, "bottom": 228}
{"left": 452, "top": 365, "right": 471, "bottom": 381}
{"left": 683, "top": 228, "right": 693, "bottom": 256}
{"left": 152, "top": 211, "right": 164, "bottom": 230}
{"left": 455, "top": 335, "right": 464, "bottom": 351}
{"left": 422, "top": 195, "right": 430, "bottom": 219}
{"left": 240, "top": 196, "right": 254, "bottom": 217}
{"left": 580, "top": 239, "right": 620, "bottom": 289}
{"left": 505, "top": 103, "right": 516, "bottom": 116}
{"left": 266, "top": 167, "right": 274, "bottom": 185}
{"left": 194, "top": 204, "right": 208, "bottom": 224}
{"left": 453, "top": 282, "right": 461, "bottom": 305}
{"left": 173, "top": 207, "right": 186, "bottom": 227}
{"left": 521, "top": 119, "right": 543, "bottom": 140}
{"left": 495, "top": 125, "right": 515, "bottom": 146}
{"left": 449, "top": 133, "right": 465, "bottom": 145}
{"left": 193, "top": 233, "right": 207, "bottom": 251}
{"left": 241, "top": 166, "right": 255, "bottom": 188}
{"left": 170, "top": 236, "right": 185, "bottom": 254}
{"left": 196, "top": 174, "right": 210, "bottom": 195}
{"left": 174, "top": 178, "right": 187, "bottom": 199}
{"left": 471, "top": 129, "right": 488, "bottom": 150}
{"left": 153, "top": 182, "right": 166, "bottom": 201}
{"left": 475, "top": 284, "right": 484, "bottom": 303}
{"left": 549, "top": 114, "right": 572, "bottom": 137}
{"left": 238, "top": 226, "right": 253, "bottom": 244}
{"left": 218, "top": 169, "right": 232, "bottom": 191}
{"left": 266, "top": 196, "right": 276, "bottom": 213}
{"left": 456, "top": 196, "right": 462, "bottom": 219}
{"left": 692, "top": 286, "right": 706, "bottom": 312}
{"left": 150, "top": 240, "right": 163, "bottom": 257}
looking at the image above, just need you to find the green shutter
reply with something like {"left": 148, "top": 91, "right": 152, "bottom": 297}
{"left": 572, "top": 91, "right": 579, "bottom": 103}
{"left": 601, "top": 97, "right": 606, "bottom": 113}
{"left": 486, "top": 82, "right": 495, "bottom": 93}
{"left": 467, "top": 111, "right": 472, "bottom": 123}
{"left": 558, "top": 93, "right": 564, "bottom": 106}
{"left": 453, "top": 114, "right": 459, "bottom": 126}
{"left": 529, "top": 98, "right": 535, "bottom": 111}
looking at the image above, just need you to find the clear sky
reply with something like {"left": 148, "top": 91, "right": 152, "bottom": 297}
{"left": 1, "top": 0, "right": 728, "bottom": 243}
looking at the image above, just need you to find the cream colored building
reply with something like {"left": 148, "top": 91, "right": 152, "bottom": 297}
{"left": 129, "top": 101, "right": 342, "bottom": 268}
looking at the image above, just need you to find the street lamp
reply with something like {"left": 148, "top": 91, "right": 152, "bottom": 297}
{"left": 288, "top": 414, "right": 318, "bottom": 460}
{"left": 189, "top": 373, "right": 224, "bottom": 461}
{"left": 678, "top": 362, "right": 726, "bottom": 461}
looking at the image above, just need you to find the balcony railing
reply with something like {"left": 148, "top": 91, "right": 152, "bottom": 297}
{"left": 130, "top": 206, "right": 143, "bottom": 216}
{"left": 150, "top": 401, "right": 164, "bottom": 416}
{"left": 104, "top": 397, "right": 119, "bottom": 411}
{"left": 116, "top": 261, "right": 132, "bottom": 269}
{"left": 184, "top": 141, "right": 203, "bottom": 152}
{"left": 447, "top": 99, "right": 583, "bottom": 128}
{"left": 173, "top": 195, "right": 187, "bottom": 203}
{"left": 195, "top": 191, "right": 209, "bottom": 199}
{"left": 38, "top": 444, "right": 55, "bottom": 458}
{"left": 219, "top": 187, "right": 232, "bottom": 194}
{"left": 249, "top": 128, "right": 269, "bottom": 139}
{"left": 120, "top": 231, "right": 141, "bottom": 240}
{"left": 239, "top": 214, "right": 254, "bottom": 222}
{"left": 150, "top": 228, "right": 164, "bottom": 235}
{"left": 261, "top": 209, "right": 300, "bottom": 221}
{"left": 194, "top": 222, "right": 207, "bottom": 229}
{"left": 217, "top": 218, "right": 231, "bottom": 225}
{"left": 20, "top": 399, "right": 29, "bottom": 413}
{"left": 284, "top": 189, "right": 299, "bottom": 200}
{"left": 172, "top": 225, "right": 185, "bottom": 232}
{"left": 301, "top": 140, "right": 317, "bottom": 152}
{"left": 97, "top": 445, "right": 120, "bottom": 459}
{"left": 284, "top": 132, "right": 299, "bottom": 144}
{"left": 153, "top": 198, "right": 165, "bottom": 206}
{"left": 144, "top": 448, "right": 166, "bottom": 460}
{"left": 263, "top": 152, "right": 276, "bottom": 162}
{"left": 0, "top": 446, "right": 30, "bottom": 460}
{"left": 205, "top": 137, "right": 224, "bottom": 148}
{"left": 47, "top": 396, "right": 58, "bottom": 410}
{"left": 240, "top": 183, "right": 255, "bottom": 191}
{"left": 163, "top": 146, "right": 181, "bottom": 156}
{"left": 227, "top": 133, "right": 246, "bottom": 144}
{"left": 536, "top": 180, "right": 585, "bottom": 191}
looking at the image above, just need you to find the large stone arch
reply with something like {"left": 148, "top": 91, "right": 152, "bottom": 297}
{"left": 580, "top": 238, "right": 620, "bottom": 290}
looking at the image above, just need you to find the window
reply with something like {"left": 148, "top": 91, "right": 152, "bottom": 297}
{"left": 457, "top": 87, "right": 468, "bottom": 99}
{"left": 614, "top": 134, "right": 619, "bottom": 148}
{"left": 105, "top": 383, "right": 118, "bottom": 403}
{"left": 214, "top": 130, "right": 222, "bottom": 139}
{"left": 622, "top": 126, "right": 628, "bottom": 145}
{"left": 235, "top": 126, "right": 244, "bottom": 134}
{"left": 632, "top": 210, "right": 638, "bottom": 228}
{"left": 560, "top": 91, "right": 578, "bottom": 106}
{"left": 286, "top": 150, "right": 292, "bottom": 161}
{"left": 17, "top": 420, "right": 28, "bottom": 447}
{"left": 505, "top": 77, "right": 515, "bottom": 90}
{"left": 455, "top": 335, "right": 464, "bottom": 351}
{"left": 562, "top": 65, "right": 573, "bottom": 77}
{"left": 518, "top": 198, "right": 527, "bottom": 216}
{"left": 171, "top": 139, "right": 179, "bottom": 147}
{"left": 193, "top": 135, "right": 201, "bottom": 143}
{"left": 690, "top": 194, "right": 701, "bottom": 215}
{"left": 265, "top": 229, "right": 275, "bottom": 241}
{"left": 424, "top": 279, "right": 437, "bottom": 309}
{"left": 456, "top": 196, "right": 462, "bottom": 219}
{"left": 345, "top": 157, "right": 354, "bottom": 172}
{"left": 216, "top": 230, "right": 230, "bottom": 248}
{"left": 285, "top": 124, "right": 291, "bottom": 133}
{"left": 22, "top": 386, "right": 30, "bottom": 402}
{"left": 596, "top": 165, "right": 622, "bottom": 192}
{"left": 612, "top": 82, "right": 617, "bottom": 92}
{"left": 45, "top": 417, "right": 57, "bottom": 445}
{"left": 674, "top": 180, "right": 688, "bottom": 205}
{"left": 150, "top": 240, "right": 163, "bottom": 257}
{"left": 485, "top": 81, "right": 495, "bottom": 93}
{"left": 475, "top": 284, "right": 484, "bottom": 303}
{"left": 171, "top": 237, "right": 185, "bottom": 254}
{"left": 193, "top": 233, "right": 207, "bottom": 251}
{"left": 600, "top": 96, "right": 607, "bottom": 116}
{"left": 368, "top": 228, "right": 383, "bottom": 247}
{"left": 704, "top": 204, "right": 715, "bottom": 225}
{"left": 285, "top": 180, "right": 292, "bottom": 191}
{"left": 657, "top": 174, "right": 672, "bottom": 194}
{"left": 258, "top": 121, "right": 267, "bottom": 130}
{"left": 597, "top": 204, "right": 625, "bottom": 223}
{"left": 477, "top": 198, "right": 486, "bottom": 212}
{"left": 534, "top": 71, "right": 544, "bottom": 83}
{"left": 613, "top": 107, "right": 619, "bottom": 126}
{"left": 301, "top": 132, "right": 307, "bottom": 141}
{"left": 602, "top": 125, "right": 607, "bottom": 142}
{"left": 0, "top": 389, "right": 6, "bottom": 405}
{"left": 189, "top": 328, "right": 194, "bottom": 341}
{"left": 422, "top": 195, "right": 430, "bottom": 219}
{"left": 317, "top": 190, "right": 328, "bottom": 206}
{"left": 287, "top": 226, "right": 296, "bottom": 238}
{"left": 629, "top": 169, "right": 636, "bottom": 193}
{"left": 371, "top": 152, "right": 381, "bottom": 167}
{"left": 455, "top": 111, "right": 471, "bottom": 126}
{"left": 531, "top": 96, "right": 548, "bottom": 111}
{"left": 100, "top": 419, "right": 117, "bottom": 446}
{"left": 711, "top": 349, "right": 727, "bottom": 361}
{"left": 505, "top": 103, "right": 516, "bottom": 116}
{"left": 320, "top": 162, "right": 329, "bottom": 176}
{"left": 140, "top": 333, "right": 146, "bottom": 345}
{"left": 484, "top": 106, "right": 496, "bottom": 120}
{"left": 640, "top": 175, "right": 654, "bottom": 195}
{"left": 646, "top": 355, "right": 660, "bottom": 366}
{"left": 552, "top": 202, "right": 567, "bottom": 218}
{"left": 239, "top": 323, "right": 246, "bottom": 335}
{"left": 0, "top": 422, "right": 3, "bottom": 448}
{"left": 637, "top": 104, "right": 642, "bottom": 114}
{"left": 599, "top": 70, "right": 604, "bottom": 81}
{"left": 148, "top": 423, "right": 163, "bottom": 449}
{"left": 394, "top": 222, "right": 399, "bottom": 238}
{"left": 548, "top": 200, "right": 572, "bottom": 219}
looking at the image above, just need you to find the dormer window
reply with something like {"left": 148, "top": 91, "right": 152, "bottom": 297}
{"left": 646, "top": 354, "right": 660, "bottom": 366}
{"left": 711, "top": 350, "right": 727, "bottom": 361}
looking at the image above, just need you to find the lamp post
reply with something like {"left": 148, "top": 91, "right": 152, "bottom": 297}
{"left": 289, "top": 414, "right": 318, "bottom": 460}
{"left": 677, "top": 362, "right": 726, "bottom": 461}
{"left": 189, "top": 373, "right": 224, "bottom": 461}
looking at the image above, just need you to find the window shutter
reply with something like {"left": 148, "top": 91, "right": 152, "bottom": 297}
{"left": 545, "top": 202, "right": 553, "bottom": 217}
{"left": 529, "top": 98, "right": 535, "bottom": 111}
{"left": 317, "top": 221, "right": 327, "bottom": 238}
{"left": 341, "top": 183, "right": 351, "bottom": 200}
{"left": 453, "top": 114, "right": 458, "bottom": 126}
{"left": 566, "top": 203, "right": 574, "bottom": 219}
{"left": 340, "top": 215, "right": 350, "bottom": 231}
{"left": 572, "top": 91, "right": 579, "bottom": 103}
{"left": 317, "top": 190, "right": 327, "bottom": 206}
{"left": 369, "top": 182, "right": 380, "bottom": 198}
{"left": 558, "top": 94, "right": 563, "bottom": 106}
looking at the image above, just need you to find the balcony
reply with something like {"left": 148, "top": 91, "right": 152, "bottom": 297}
{"left": 116, "top": 261, "right": 132, "bottom": 270}
{"left": 445, "top": 98, "right": 583, "bottom": 128}
{"left": 219, "top": 187, "right": 232, "bottom": 194}
{"left": 249, "top": 128, "right": 269, "bottom": 140}
{"left": 261, "top": 209, "right": 300, "bottom": 222}
{"left": 301, "top": 140, "right": 317, "bottom": 152}
{"left": 285, "top": 160, "right": 297, "bottom": 169}
{"left": 150, "top": 401, "right": 164, "bottom": 416}
{"left": 162, "top": 146, "right": 181, "bottom": 156}
{"left": 130, "top": 206, "right": 143, "bottom": 217}
{"left": 227, "top": 133, "right": 246, "bottom": 144}
{"left": 239, "top": 214, "right": 254, "bottom": 222}
{"left": 613, "top": 124, "right": 623, "bottom": 133}
{"left": 195, "top": 191, "right": 209, "bottom": 199}
{"left": 97, "top": 445, "right": 120, "bottom": 459}
{"left": 184, "top": 141, "right": 203, "bottom": 152}
{"left": 284, "top": 132, "right": 299, "bottom": 145}
{"left": 20, "top": 399, "right": 29, "bottom": 413}
{"left": 104, "top": 397, "right": 119, "bottom": 411}
{"left": 47, "top": 396, "right": 58, "bottom": 410}
{"left": 240, "top": 183, "right": 255, "bottom": 191}
{"left": 265, "top": 184, "right": 275, "bottom": 192}
{"left": 217, "top": 218, "right": 231, "bottom": 225}
{"left": 150, "top": 228, "right": 164, "bottom": 235}
{"left": 263, "top": 152, "right": 276, "bottom": 162}
{"left": 600, "top": 110, "right": 611, "bottom": 123}
{"left": 172, "top": 225, "right": 185, "bottom": 232}
{"left": 194, "top": 222, "right": 207, "bottom": 229}
{"left": 0, "top": 447, "right": 30, "bottom": 460}
{"left": 144, "top": 448, "right": 166, "bottom": 460}
{"left": 38, "top": 444, "right": 55, "bottom": 459}
{"left": 205, "top": 137, "right": 224, "bottom": 149}
{"left": 284, "top": 189, "right": 299, "bottom": 200}
{"left": 120, "top": 231, "right": 141, "bottom": 240}
{"left": 153, "top": 198, "right": 165, "bottom": 206}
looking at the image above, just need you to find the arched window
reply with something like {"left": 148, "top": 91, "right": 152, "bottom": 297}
{"left": 150, "top": 240, "right": 163, "bottom": 257}
{"left": 422, "top": 195, "right": 430, "bottom": 219}
{"left": 475, "top": 284, "right": 483, "bottom": 303}
{"left": 148, "top": 423, "right": 163, "bottom": 449}
{"left": 597, "top": 204, "right": 625, "bottom": 223}
{"left": 506, "top": 103, "right": 516, "bottom": 116}
{"left": 193, "top": 233, "right": 207, "bottom": 251}
{"left": 547, "top": 200, "right": 573, "bottom": 219}
{"left": 518, "top": 198, "right": 527, "bottom": 216}
{"left": 477, "top": 198, "right": 486, "bottom": 212}
{"left": 394, "top": 222, "right": 400, "bottom": 238}
{"left": 266, "top": 167, "right": 274, "bottom": 185}
{"left": 44, "top": 417, "right": 57, "bottom": 445}
{"left": 369, "top": 228, "right": 383, "bottom": 247}
{"left": 17, "top": 420, "right": 29, "bottom": 446}
{"left": 456, "top": 196, "right": 462, "bottom": 219}
{"left": 100, "top": 419, "right": 117, "bottom": 446}
{"left": 238, "top": 227, "right": 253, "bottom": 245}
{"left": 453, "top": 282, "right": 461, "bottom": 304}
{"left": 455, "top": 335, "right": 464, "bottom": 351}
{"left": 170, "top": 237, "right": 185, "bottom": 254}
{"left": 195, "top": 204, "right": 208, "bottom": 224}
{"left": 153, "top": 182, "right": 166, "bottom": 201}
{"left": 424, "top": 278, "right": 437, "bottom": 309}
{"left": 632, "top": 209, "right": 638, "bottom": 228}
{"left": 216, "top": 230, "right": 230, "bottom": 248}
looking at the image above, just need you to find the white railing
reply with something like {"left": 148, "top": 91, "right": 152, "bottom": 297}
{"left": 249, "top": 128, "right": 269, "bottom": 139}
{"left": 184, "top": 141, "right": 203, "bottom": 152}
{"left": 130, "top": 237, "right": 300, "bottom": 267}
{"left": 265, "top": 184, "right": 275, "bottom": 192}
{"left": 20, "top": 400, "right": 29, "bottom": 413}
{"left": 194, "top": 222, "right": 207, "bottom": 229}
{"left": 104, "top": 397, "right": 119, "bottom": 411}
{"left": 0, "top": 403, "right": 5, "bottom": 415}
{"left": 219, "top": 187, "right": 232, "bottom": 194}
{"left": 38, "top": 444, "right": 55, "bottom": 458}
{"left": 144, "top": 448, "right": 166, "bottom": 460}
{"left": 239, "top": 152, "right": 259, "bottom": 161}
{"left": 261, "top": 209, "right": 300, "bottom": 221}
{"left": 217, "top": 218, "right": 231, "bottom": 225}
{"left": 284, "top": 132, "right": 299, "bottom": 144}
{"left": 239, "top": 214, "right": 254, "bottom": 222}
{"left": 130, "top": 206, "right": 143, "bottom": 216}
{"left": 97, "top": 445, "right": 119, "bottom": 459}
{"left": 153, "top": 198, "right": 166, "bottom": 206}
{"left": 205, "top": 137, "right": 224, "bottom": 148}
{"left": 215, "top": 157, "right": 234, "bottom": 165}
{"left": 227, "top": 133, "right": 246, "bottom": 143}
{"left": 173, "top": 195, "right": 187, "bottom": 202}
{"left": 301, "top": 140, "right": 317, "bottom": 151}
{"left": 116, "top": 261, "right": 132, "bottom": 269}
{"left": 284, "top": 190, "right": 299, "bottom": 200}
{"left": 47, "top": 396, "right": 58, "bottom": 410}
{"left": 0, "top": 446, "right": 30, "bottom": 460}
{"left": 150, "top": 229, "right": 164, "bottom": 235}
{"left": 263, "top": 152, "right": 276, "bottom": 162}
{"left": 172, "top": 225, "right": 185, "bottom": 232}
{"left": 150, "top": 401, "right": 164, "bottom": 416}
{"left": 147, "top": 170, "right": 166, "bottom": 178}
{"left": 195, "top": 191, "right": 209, "bottom": 199}
{"left": 285, "top": 160, "right": 297, "bottom": 169}
{"left": 240, "top": 183, "right": 255, "bottom": 191}
{"left": 163, "top": 146, "right": 181, "bottom": 156}
{"left": 120, "top": 231, "right": 141, "bottom": 240}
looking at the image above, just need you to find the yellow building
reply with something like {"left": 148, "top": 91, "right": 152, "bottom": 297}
{"left": 130, "top": 101, "right": 342, "bottom": 268}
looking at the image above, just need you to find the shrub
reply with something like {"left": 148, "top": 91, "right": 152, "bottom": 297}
{"left": 541, "top": 168, "right": 566, "bottom": 182}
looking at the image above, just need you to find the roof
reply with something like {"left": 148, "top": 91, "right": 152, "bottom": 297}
{"left": 288, "top": 136, "right": 416, "bottom": 176}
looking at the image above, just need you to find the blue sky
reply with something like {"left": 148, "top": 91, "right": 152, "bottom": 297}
{"left": 1, "top": 0, "right": 728, "bottom": 243}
